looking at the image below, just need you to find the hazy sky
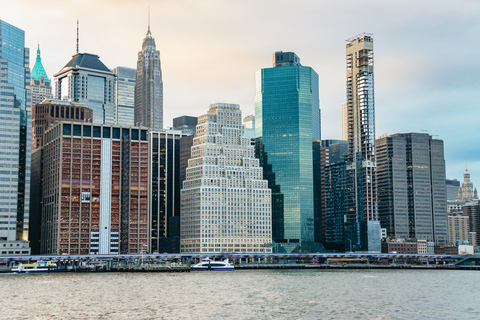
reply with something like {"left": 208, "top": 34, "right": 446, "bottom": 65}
{"left": 2, "top": 0, "right": 479, "bottom": 184}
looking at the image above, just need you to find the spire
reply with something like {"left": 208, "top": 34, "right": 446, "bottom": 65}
{"left": 31, "top": 44, "right": 50, "bottom": 82}
{"left": 76, "top": 19, "right": 79, "bottom": 54}
{"left": 146, "top": 7, "right": 152, "bottom": 38}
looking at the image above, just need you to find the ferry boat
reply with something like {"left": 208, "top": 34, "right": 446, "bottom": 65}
{"left": 11, "top": 261, "right": 57, "bottom": 273}
{"left": 192, "top": 258, "right": 234, "bottom": 271}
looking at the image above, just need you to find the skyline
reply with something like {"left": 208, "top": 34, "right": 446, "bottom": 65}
{"left": 1, "top": 0, "right": 479, "bottom": 182}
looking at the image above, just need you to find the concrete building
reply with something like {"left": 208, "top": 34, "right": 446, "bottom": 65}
{"left": 381, "top": 238, "right": 417, "bottom": 254}
{"left": 135, "top": 26, "right": 163, "bottom": 130}
{"left": 447, "top": 213, "right": 476, "bottom": 246}
{"left": 112, "top": 67, "right": 136, "bottom": 127}
{"left": 30, "top": 45, "right": 53, "bottom": 105}
{"left": 173, "top": 116, "right": 197, "bottom": 135}
{"left": 30, "top": 100, "right": 92, "bottom": 253}
{"left": 180, "top": 103, "right": 272, "bottom": 254}
{"left": 41, "top": 122, "right": 149, "bottom": 255}
{"left": 149, "top": 130, "right": 185, "bottom": 253}
{"left": 255, "top": 51, "right": 321, "bottom": 253}
{"left": 457, "top": 167, "right": 477, "bottom": 201}
{"left": 243, "top": 115, "right": 255, "bottom": 139}
{"left": 376, "top": 133, "right": 448, "bottom": 245}
{"left": 54, "top": 53, "right": 116, "bottom": 125}
{"left": 0, "top": 20, "right": 32, "bottom": 255}
{"left": 31, "top": 99, "right": 92, "bottom": 151}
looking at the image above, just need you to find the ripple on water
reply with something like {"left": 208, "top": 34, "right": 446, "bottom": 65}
{"left": 1, "top": 270, "right": 480, "bottom": 319}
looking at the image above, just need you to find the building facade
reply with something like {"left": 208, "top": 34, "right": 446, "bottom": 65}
{"left": 41, "top": 122, "right": 149, "bottom": 255}
{"left": 173, "top": 116, "right": 197, "bottom": 135}
{"left": 344, "top": 33, "right": 380, "bottom": 252}
{"left": 54, "top": 53, "right": 116, "bottom": 125}
{"left": 447, "top": 213, "right": 476, "bottom": 246}
{"left": 446, "top": 179, "right": 460, "bottom": 202}
{"left": 376, "top": 133, "right": 448, "bottom": 245}
{"left": 464, "top": 200, "right": 480, "bottom": 246}
{"left": 150, "top": 130, "right": 184, "bottom": 253}
{"left": 112, "top": 66, "right": 136, "bottom": 127}
{"left": 181, "top": 103, "right": 272, "bottom": 254}
{"left": 30, "top": 45, "right": 53, "bottom": 105}
{"left": 31, "top": 99, "right": 92, "bottom": 150}
{"left": 255, "top": 51, "right": 321, "bottom": 253}
{"left": 0, "top": 20, "right": 32, "bottom": 255}
{"left": 135, "top": 27, "right": 163, "bottom": 130}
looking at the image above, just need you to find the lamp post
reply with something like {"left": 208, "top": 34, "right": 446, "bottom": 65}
{"left": 347, "top": 238, "right": 353, "bottom": 253}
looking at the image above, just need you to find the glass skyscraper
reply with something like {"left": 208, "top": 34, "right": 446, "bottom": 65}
{"left": 0, "top": 20, "right": 32, "bottom": 255}
{"left": 255, "top": 51, "right": 321, "bottom": 253}
{"left": 112, "top": 66, "right": 136, "bottom": 127}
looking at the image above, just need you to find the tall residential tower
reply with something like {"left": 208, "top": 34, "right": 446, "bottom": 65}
{"left": 344, "top": 34, "right": 380, "bottom": 252}
{"left": 134, "top": 26, "right": 163, "bottom": 130}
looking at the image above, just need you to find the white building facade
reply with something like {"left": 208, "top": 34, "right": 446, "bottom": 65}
{"left": 180, "top": 103, "right": 272, "bottom": 253}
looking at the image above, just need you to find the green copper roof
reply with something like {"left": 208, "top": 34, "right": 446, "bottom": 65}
{"left": 31, "top": 45, "right": 50, "bottom": 82}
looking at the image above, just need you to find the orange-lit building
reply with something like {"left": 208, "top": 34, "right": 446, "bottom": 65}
{"left": 41, "top": 122, "right": 149, "bottom": 255}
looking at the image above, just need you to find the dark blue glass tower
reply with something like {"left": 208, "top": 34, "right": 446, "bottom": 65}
{"left": 255, "top": 52, "right": 321, "bottom": 252}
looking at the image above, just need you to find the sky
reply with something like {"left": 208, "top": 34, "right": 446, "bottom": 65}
{"left": 2, "top": 0, "right": 479, "bottom": 184}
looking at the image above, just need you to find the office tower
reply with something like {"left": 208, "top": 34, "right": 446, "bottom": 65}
{"left": 255, "top": 51, "right": 321, "bottom": 253}
{"left": 344, "top": 34, "right": 380, "bottom": 252}
{"left": 112, "top": 67, "right": 136, "bottom": 126}
{"left": 447, "top": 213, "right": 476, "bottom": 246}
{"left": 0, "top": 21, "right": 32, "bottom": 256}
{"left": 320, "top": 140, "right": 348, "bottom": 250}
{"left": 30, "top": 45, "right": 53, "bottom": 105}
{"left": 457, "top": 167, "right": 477, "bottom": 201}
{"left": 135, "top": 26, "right": 163, "bottom": 130}
{"left": 341, "top": 102, "right": 348, "bottom": 141}
{"left": 181, "top": 103, "right": 272, "bottom": 254}
{"left": 464, "top": 200, "right": 480, "bottom": 246}
{"left": 29, "top": 100, "right": 92, "bottom": 253}
{"left": 376, "top": 133, "right": 448, "bottom": 245}
{"left": 150, "top": 130, "right": 184, "bottom": 253}
{"left": 446, "top": 179, "right": 461, "bottom": 202}
{"left": 173, "top": 116, "right": 197, "bottom": 135}
{"left": 54, "top": 53, "right": 116, "bottom": 125}
{"left": 243, "top": 115, "right": 255, "bottom": 140}
{"left": 32, "top": 99, "right": 92, "bottom": 150}
{"left": 41, "top": 122, "right": 149, "bottom": 255}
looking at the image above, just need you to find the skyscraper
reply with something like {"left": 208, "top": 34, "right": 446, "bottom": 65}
{"left": 135, "top": 26, "right": 163, "bottom": 130}
{"left": 180, "top": 103, "right": 272, "bottom": 254}
{"left": 376, "top": 133, "right": 448, "bottom": 245}
{"left": 54, "top": 53, "right": 117, "bottom": 125}
{"left": 41, "top": 122, "right": 149, "bottom": 254}
{"left": 457, "top": 167, "right": 477, "bottom": 201}
{"left": 30, "top": 45, "right": 53, "bottom": 105}
{"left": 150, "top": 130, "right": 184, "bottom": 253}
{"left": 112, "top": 66, "right": 136, "bottom": 126}
{"left": 255, "top": 51, "right": 321, "bottom": 253}
{"left": 344, "top": 34, "right": 380, "bottom": 252}
{"left": 0, "top": 20, "right": 31, "bottom": 255}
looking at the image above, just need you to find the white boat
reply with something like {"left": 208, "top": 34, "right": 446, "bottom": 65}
{"left": 11, "top": 261, "right": 57, "bottom": 273}
{"left": 192, "top": 258, "right": 234, "bottom": 271}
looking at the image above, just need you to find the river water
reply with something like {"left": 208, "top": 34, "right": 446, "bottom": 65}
{"left": 1, "top": 269, "right": 479, "bottom": 319}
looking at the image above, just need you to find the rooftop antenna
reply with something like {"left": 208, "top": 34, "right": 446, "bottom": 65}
{"left": 76, "top": 19, "right": 79, "bottom": 53}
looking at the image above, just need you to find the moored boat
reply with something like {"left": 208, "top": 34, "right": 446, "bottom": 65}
{"left": 11, "top": 261, "right": 57, "bottom": 273}
{"left": 192, "top": 258, "right": 234, "bottom": 271}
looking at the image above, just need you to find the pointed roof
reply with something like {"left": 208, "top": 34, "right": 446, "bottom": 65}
{"left": 31, "top": 45, "right": 50, "bottom": 82}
